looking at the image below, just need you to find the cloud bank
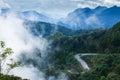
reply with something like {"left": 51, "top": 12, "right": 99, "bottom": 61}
{"left": 73, "top": 0, "right": 120, "bottom": 8}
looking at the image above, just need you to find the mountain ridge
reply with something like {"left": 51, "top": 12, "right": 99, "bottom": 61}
{"left": 58, "top": 6, "right": 120, "bottom": 30}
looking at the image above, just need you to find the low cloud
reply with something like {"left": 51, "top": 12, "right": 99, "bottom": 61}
{"left": 0, "top": 12, "right": 49, "bottom": 79}
{"left": 10, "top": 65, "right": 46, "bottom": 80}
{"left": 85, "top": 15, "right": 104, "bottom": 28}
{"left": 73, "top": 0, "right": 120, "bottom": 8}
{"left": 0, "top": 0, "right": 11, "bottom": 8}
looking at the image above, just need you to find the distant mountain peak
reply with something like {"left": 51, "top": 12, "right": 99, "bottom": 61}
{"left": 20, "top": 10, "right": 53, "bottom": 23}
{"left": 74, "top": 7, "right": 91, "bottom": 13}
{"left": 112, "top": 5, "right": 118, "bottom": 8}
{"left": 94, "top": 6, "right": 107, "bottom": 10}
{"left": 22, "top": 10, "right": 47, "bottom": 17}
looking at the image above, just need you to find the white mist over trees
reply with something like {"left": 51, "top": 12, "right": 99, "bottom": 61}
{"left": 0, "top": 12, "right": 49, "bottom": 80}
{"left": 0, "top": 10, "right": 68, "bottom": 80}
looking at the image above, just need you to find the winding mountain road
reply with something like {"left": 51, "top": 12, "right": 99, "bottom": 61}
{"left": 75, "top": 53, "right": 97, "bottom": 70}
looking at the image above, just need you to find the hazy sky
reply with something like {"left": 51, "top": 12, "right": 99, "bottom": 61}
{"left": 1, "top": 0, "right": 120, "bottom": 19}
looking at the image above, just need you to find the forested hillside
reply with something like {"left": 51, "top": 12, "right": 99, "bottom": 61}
{"left": 100, "top": 22, "right": 120, "bottom": 53}
{"left": 46, "top": 22, "right": 120, "bottom": 80}
{"left": 1, "top": 1, "right": 120, "bottom": 80}
{"left": 49, "top": 22, "right": 120, "bottom": 53}
{"left": 1, "top": 20, "right": 120, "bottom": 80}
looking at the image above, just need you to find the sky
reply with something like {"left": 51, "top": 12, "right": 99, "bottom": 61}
{"left": 1, "top": 0, "right": 120, "bottom": 19}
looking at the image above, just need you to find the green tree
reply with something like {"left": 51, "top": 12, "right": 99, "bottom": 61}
{"left": 100, "top": 76, "right": 106, "bottom": 80}
{"left": 115, "top": 64, "right": 120, "bottom": 74}
{"left": 107, "top": 72, "right": 120, "bottom": 80}
{"left": 0, "top": 41, "right": 21, "bottom": 77}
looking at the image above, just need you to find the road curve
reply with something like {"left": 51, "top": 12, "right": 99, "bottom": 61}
{"left": 75, "top": 53, "right": 97, "bottom": 70}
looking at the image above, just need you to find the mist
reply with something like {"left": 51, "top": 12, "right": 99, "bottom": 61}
{"left": 0, "top": 12, "right": 48, "bottom": 79}
{"left": 0, "top": 10, "right": 69, "bottom": 80}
